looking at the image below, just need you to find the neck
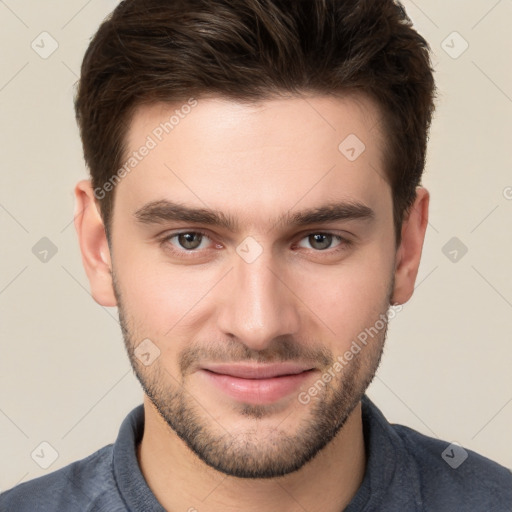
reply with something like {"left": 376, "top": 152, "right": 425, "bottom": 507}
{"left": 137, "top": 398, "right": 366, "bottom": 512}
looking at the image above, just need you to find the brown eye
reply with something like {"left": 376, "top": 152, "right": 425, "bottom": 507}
{"left": 309, "top": 233, "right": 333, "bottom": 250}
{"left": 176, "top": 232, "right": 204, "bottom": 250}
{"left": 162, "top": 231, "right": 212, "bottom": 252}
{"left": 298, "top": 233, "right": 343, "bottom": 251}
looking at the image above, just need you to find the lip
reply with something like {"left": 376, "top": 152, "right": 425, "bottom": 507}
{"left": 202, "top": 362, "right": 314, "bottom": 379}
{"left": 199, "top": 363, "right": 316, "bottom": 404}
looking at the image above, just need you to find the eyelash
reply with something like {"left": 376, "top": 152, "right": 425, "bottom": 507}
{"left": 159, "top": 229, "right": 353, "bottom": 258}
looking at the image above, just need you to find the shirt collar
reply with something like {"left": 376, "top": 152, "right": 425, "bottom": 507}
{"left": 112, "top": 404, "right": 166, "bottom": 511}
{"left": 345, "top": 394, "right": 423, "bottom": 511}
{"left": 112, "top": 394, "right": 422, "bottom": 511}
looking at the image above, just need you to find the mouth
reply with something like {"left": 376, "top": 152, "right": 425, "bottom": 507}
{"left": 199, "top": 363, "right": 317, "bottom": 404}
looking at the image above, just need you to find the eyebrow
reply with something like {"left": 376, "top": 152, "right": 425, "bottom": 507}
{"left": 133, "top": 199, "right": 375, "bottom": 232}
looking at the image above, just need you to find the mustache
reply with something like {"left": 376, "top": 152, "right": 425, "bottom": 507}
{"left": 179, "top": 337, "right": 333, "bottom": 376}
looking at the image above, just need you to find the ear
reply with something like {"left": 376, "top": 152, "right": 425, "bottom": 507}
{"left": 391, "top": 186, "right": 429, "bottom": 305}
{"left": 73, "top": 179, "right": 117, "bottom": 307}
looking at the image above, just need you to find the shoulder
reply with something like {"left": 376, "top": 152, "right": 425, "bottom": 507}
{"left": 0, "top": 444, "right": 126, "bottom": 512}
{"left": 393, "top": 423, "right": 512, "bottom": 510}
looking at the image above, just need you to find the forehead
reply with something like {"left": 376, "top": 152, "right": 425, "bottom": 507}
{"left": 115, "top": 94, "right": 390, "bottom": 231}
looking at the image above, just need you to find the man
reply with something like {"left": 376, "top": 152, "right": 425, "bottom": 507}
{"left": 2, "top": 0, "right": 511, "bottom": 510}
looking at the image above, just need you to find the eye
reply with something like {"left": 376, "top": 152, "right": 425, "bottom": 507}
{"left": 164, "top": 231, "right": 212, "bottom": 251}
{"left": 297, "top": 233, "right": 346, "bottom": 251}
{"left": 159, "top": 230, "right": 351, "bottom": 259}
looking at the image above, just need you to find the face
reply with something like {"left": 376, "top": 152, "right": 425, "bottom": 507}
{"left": 108, "top": 94, "right": 398, "bottom": 478}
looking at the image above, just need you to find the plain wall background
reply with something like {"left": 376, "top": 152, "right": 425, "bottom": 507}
{"left": 1, "top": 0, "right": 511, "bottom": 492}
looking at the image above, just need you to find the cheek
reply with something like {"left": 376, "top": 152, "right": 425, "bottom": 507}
{"left": 291, "top": 242, "right": 394, "bottom": 343}
{"left": 112, "top": 240, "right": 187, "bottom": 331}
{"left": 115, "top": 251, "right": 233, "bottom": 353}
{"left": 126, "top": 271, "right": 191, "bottom": 332}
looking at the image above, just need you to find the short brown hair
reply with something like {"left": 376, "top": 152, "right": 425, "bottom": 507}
{"left": 74, "top": 0, "right": 436, "bottom": 246}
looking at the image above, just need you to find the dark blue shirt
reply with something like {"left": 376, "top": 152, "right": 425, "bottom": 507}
{"left": 1, "top": 394, "right": 511, "bottom": 511}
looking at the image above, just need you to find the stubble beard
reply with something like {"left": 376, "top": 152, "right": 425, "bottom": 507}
{"left": 113, "top": 271, "right": 392, "bottom": 479}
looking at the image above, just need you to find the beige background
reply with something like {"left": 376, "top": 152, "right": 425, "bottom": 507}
{"left": 1, "top": 0, "right": 511, "bottom": 492}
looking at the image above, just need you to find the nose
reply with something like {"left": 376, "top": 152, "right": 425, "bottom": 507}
{"left": 216, "top": 248, "right": 301, "bottom": 352}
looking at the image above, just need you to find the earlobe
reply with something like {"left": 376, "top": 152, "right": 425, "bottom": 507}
{"left": 391, "top": 187, "right": 430, "bottom": 305}
{"left": 73, "top": 179, "right": 117, "bottom": 307}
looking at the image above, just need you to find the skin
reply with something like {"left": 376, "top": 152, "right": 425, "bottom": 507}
{"left": 74, "top": 94, "right": 429, "bottom": 512}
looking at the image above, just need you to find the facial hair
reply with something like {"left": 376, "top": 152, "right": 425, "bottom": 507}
{"left": 113, "top": 270, "right": 393, "bottom": 479}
